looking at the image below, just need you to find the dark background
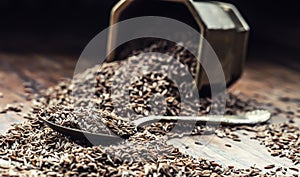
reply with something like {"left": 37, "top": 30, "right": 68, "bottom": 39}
{"left": 0, "top": 0, "right": 299, "bottom": 61}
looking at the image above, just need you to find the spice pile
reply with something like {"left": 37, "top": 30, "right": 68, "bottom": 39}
{"left": 39, "top": 41, "right": 256, "bottom": 137}
{"left": 0, "top": 41, "right": 299, "bottom": 176}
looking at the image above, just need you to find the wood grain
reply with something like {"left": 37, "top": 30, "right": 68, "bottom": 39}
{"left": 0, "top": 54, "right": 76, "bottom": 133}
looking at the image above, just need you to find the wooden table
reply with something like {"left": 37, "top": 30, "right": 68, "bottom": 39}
{"left": 1, "top": 53, "right": 299, "bottom": 174}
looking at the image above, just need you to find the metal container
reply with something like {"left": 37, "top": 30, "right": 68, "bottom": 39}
{"left": 107, "top": 0, "right": 249, "bottom": 94}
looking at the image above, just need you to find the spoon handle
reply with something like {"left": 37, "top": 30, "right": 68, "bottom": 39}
{"left": 132, "top": 110, "right": 271, "bottom": 127}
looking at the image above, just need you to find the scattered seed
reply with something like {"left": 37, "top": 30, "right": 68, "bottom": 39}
{"left": 195, "top": 141, "right": 203, "bottom": 146}
{"left": 225, "top": 144, "right": 232, "bottom": 148}
{"left": 289, "top": 167, "right": 299, "bottom": 172}
{"left": 264, "top": 164, "right": 275, "bottom": 169}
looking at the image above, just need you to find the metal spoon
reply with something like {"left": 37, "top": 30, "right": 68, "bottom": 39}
{"left": 40, "top": 110, "right": 271, "bottom": 146}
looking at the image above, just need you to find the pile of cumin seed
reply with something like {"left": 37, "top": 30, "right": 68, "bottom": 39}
{"left": 0, "top": 41, "right": 299, "bottom": 176}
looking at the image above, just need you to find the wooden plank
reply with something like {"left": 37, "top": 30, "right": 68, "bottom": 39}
{"left": 0, "top": 54, "right": 76, "bottom": 133}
